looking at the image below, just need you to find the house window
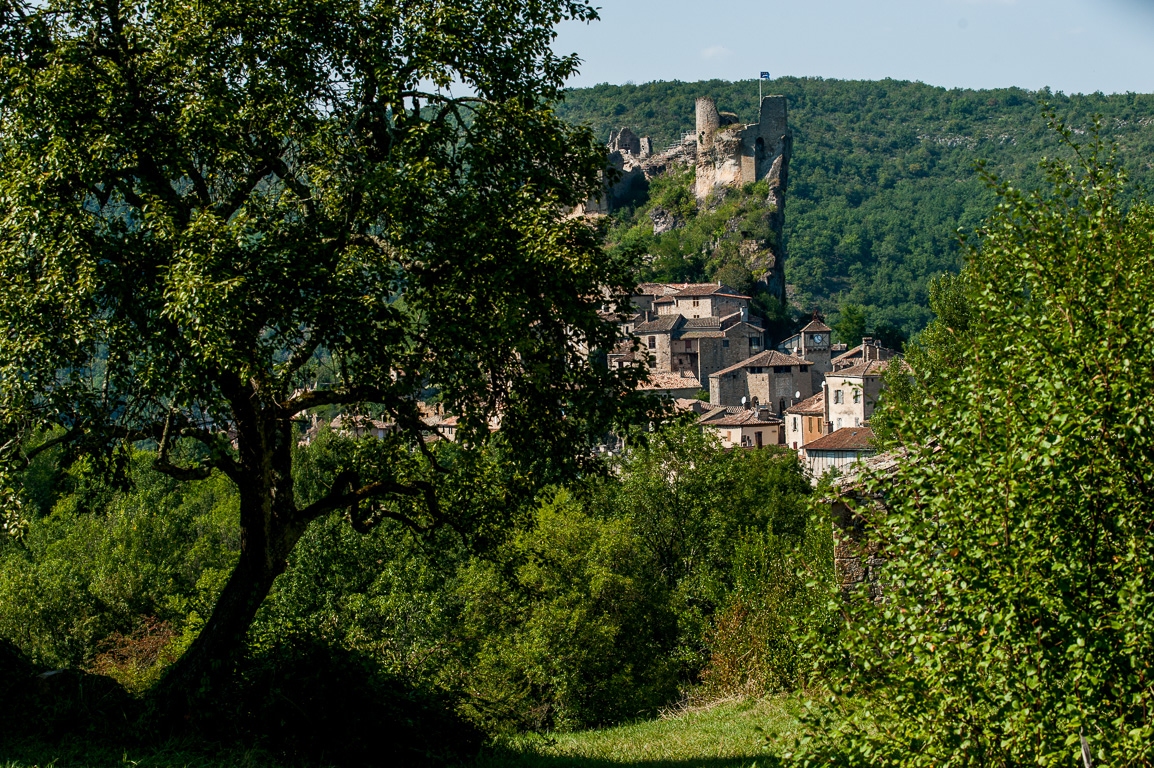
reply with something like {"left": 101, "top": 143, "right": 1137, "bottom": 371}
{"left": 692, "top": 298, "right": 699, "bottom": 307}
{"left": 773, "top": 366, "right": 788, "bottom": 373}
{"left": 836, "top": 418, "right": 843, "bottom": 429}
{"left": 834, "top": 389, "right": 843, "bottom": 404}
{"left": 685, "top": 340, "right": 692, "bottom": 351}
{"left": 800, "top": 365, "right": 808, "bottom": 372}
{"left": 855, "top": 417, "right": 861, "bottom": 427}
{"left": 792, "top": 417, "right": 798, "bottom": 431}
{"left": 722, "top": 339, "right": 730, "bottom": 348}
{"left": 853, "top": 390, "right": 860, "bottom": 404}
{"left": 648, "top": 336, "right": 656, "bottom": 349}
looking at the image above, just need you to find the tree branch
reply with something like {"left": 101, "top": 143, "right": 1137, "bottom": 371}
{"left": 297, "top": 469, "right": 441, "bottom": 532}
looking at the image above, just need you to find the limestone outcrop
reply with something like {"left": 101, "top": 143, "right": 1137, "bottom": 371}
{"left": 694, "top": 95, "right": 792, "bottom": 305}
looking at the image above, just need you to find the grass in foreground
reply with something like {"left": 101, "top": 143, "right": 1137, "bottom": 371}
{"left": 475, "top": 694, "right": 807, "bottom": 767}
{"left": 1, "top": 695, "right": 809, "bottom": 768}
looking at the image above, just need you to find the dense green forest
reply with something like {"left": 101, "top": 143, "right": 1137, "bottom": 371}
{"left": 555, "top": 78, "right": 1154, "bottom": 337}
{"left": 0, "top": 425, "right": 828, "bottom": 763}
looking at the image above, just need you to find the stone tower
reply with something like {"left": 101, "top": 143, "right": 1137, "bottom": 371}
{"left": 695, "top": 96, "right": 720, "bottom": 152}
{"left": 693, "top": 95, "right": 793, "bottom": 306}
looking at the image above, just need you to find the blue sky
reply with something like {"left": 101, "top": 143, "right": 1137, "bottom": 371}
{"left": 552, "top": 0, "right": 1154, "bottom": 94}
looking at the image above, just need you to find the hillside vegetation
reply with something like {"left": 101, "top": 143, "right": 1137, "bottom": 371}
{"left": 556, "top": 78, "right": 1154, "bottom": 337}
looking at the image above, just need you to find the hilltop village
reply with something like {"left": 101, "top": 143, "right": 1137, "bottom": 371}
{"left": 608, "top": 279, "right": 896, "bottom": 479}
{"left": 594, "top": 93, "right": 897, "bottom": 479}
{"left": 302, "top": 93, "right": 898, "bottom": 482}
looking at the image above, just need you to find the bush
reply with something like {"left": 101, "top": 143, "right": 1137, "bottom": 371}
{"left": 456, "top": 488, "right": 680, "bottom": 732}
{"left": 700, "top": 521, "right": 835, "bottom": 697}
{"left": 218, "top": 637, "right": 482, "bottom": 767}
{"left": 792, "top": 120, "right": 1154, "bottom": 766}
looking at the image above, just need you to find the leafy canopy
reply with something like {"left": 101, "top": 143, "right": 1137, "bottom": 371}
{"left": 794, "top": 119, "right": 1154, "bottom": 767}
{"left": 0, "top": 0, "right": 654, "bottom": 698}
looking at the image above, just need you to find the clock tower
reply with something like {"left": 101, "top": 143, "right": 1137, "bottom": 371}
{"left": 799, "top": 317, "right": 833, "bottom": 383}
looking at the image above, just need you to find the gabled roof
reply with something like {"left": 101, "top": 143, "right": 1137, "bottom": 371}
{"left": 673, "top": 283, "right": 729, "bottom": 297}
{"left": 638, "top": 371, "right": 701, "bottom": 391}
{"left": 698, "top": 408, "right": 782, "bottom": 427}
{"left": 830, "top": 360, "right": 894, "bottom": 378}
{"left": 683, "top": 316, "right": 721, "bottom": 329}
{"left": 805, "top": 426, "right": 875, "bottom": 452}
{"left": 634, "top": 282, "right": 669, "bottom": 296}
{"left": 800, "top": 319, "right": 832, "bottom": 333}
{"left": 634, "top": 315, "right": 682, "bottom": 334}
{"left": 785, "top": 391, "right": 825, "bottom": 415}
{"left": 709, "top": 350, "right": 815, "bottom": 378}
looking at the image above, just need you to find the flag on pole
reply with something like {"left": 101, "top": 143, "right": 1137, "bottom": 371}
{"left": 760, "top": 71, "right": 771, "bottom": 79}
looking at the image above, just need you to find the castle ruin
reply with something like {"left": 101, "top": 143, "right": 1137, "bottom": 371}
{"left": 694, "top": 95, "right": 791, "bottom": 203}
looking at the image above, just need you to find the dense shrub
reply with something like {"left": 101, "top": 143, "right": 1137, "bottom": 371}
{"left": 455, "top": 488, "right": 680, "bottom": 731}
{"left": 792, "top": 124, "right": 1154, "bottom": 766}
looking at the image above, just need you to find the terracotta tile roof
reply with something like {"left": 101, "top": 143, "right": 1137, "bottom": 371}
{"left": 653, "top": 296, "right": 675, "bottom": 305}
{"left": 830, "top": 360, "right": 893, "bottom": 378}
{"left": 799, "top": 319, "right": 832, "bottom": 333}
{"left": 804, "top": 426, "right": 875, "bottom": 452}
{"left": 673, "top": 283, "right": 740, "bottom": 297}
{"left": 709, "top": 350, "right": 815, "bottom": 378}
{"left": 635, "top": 282, "right": 668, "bottom": 296}
{"left": 785, "top": 391, "right": 825, "bottom": 415}
{"left": 683, "top": 316, "right": 721, "bottom": 329}
{"left": 696, "top": 405, "right": 747, "bottom": 423}
{"left": 669, "top": 282, "right": 723, "bottom": 296}
{"left": 638, "top": 371, "right": 701, "bottom": 391}
{"left": 698, "top": 408, "right": 782, "bottom": 427}
{"left": 679, "top": 330, "right": 725, "bottom": 339}
{"left": 635, "top": 315, "right": 682, "bottom": 333}
{"left": 672, "top": 397, "right": 713, "bottom": 414}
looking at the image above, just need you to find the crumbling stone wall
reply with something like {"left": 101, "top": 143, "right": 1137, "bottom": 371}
{"left": 832, "top": 499, "right": 881, "bottom": 601}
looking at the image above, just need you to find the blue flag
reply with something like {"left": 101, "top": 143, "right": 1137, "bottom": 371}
{"left": 760, "top": 71, "right": 771, "bottom": 79}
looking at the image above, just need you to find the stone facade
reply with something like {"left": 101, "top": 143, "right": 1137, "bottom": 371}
{"left": 708, "top": 350, "right": 815, "bottom": 411}
{"left": 825, "top": 360, "right": 890, "bottom": 431}
{"left": 635, "top": 312, "right": 765, "bottom": 384}
{"left": 777, "top": 318, "right": 833, "bottom": 391}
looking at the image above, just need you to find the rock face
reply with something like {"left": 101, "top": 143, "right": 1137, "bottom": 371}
{"left": 648, "top": 205, "right": 682, "bottom": 235}
{"left": 694, "top": 95, "right": 792, "bottom": 305}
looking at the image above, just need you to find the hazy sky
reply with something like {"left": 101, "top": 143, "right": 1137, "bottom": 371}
{"left": 552, "top": 0, "right": 1154, "bottom": 94}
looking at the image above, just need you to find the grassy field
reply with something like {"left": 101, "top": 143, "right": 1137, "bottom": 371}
{"left": 0, "top": 695, "right": 808, "bottom": 768}
{"left": 475, "top": 695, "right": 807, "bottom": 768}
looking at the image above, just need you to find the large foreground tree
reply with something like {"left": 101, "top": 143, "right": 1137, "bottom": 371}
{"left": 0, "top": 0, "right": 649, "bottom": 707}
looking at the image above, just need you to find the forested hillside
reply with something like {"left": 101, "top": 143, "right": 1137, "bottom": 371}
{"left": 556, "top": 78, "right": 1154, "bottom": 337}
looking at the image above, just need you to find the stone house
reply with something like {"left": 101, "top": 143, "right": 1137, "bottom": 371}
{"left": 633, "top": 313, "right": 765, "bottom": 382}
{"left": 784, "top": 391, "right": 828, "bottom": 450}
{"left": 831, "top": 336, "right": 897, "bottom": 372}
{"left": 800, "top": 426, "right": 876, "bottom": 482}
{"left": 698, "top": 406, "right": 784, "bottom": 449}
{"left": 656, "top": 283, "right": 751, "bottom": 319}
{"left": 708, "top": 350, "right": 815, "bottom": 411}
{"left": 824, "top": 359, "right": 892, "bottom": 431}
